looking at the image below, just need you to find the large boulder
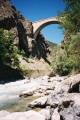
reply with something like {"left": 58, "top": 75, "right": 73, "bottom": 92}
{"left": 39, "top": 107, "right": 51, "bottom": 120}
{"left": 0, "top": 110, "right": 10, "bottom": 118}
{"left": 60, "top": 106, "right": 80, "bottom": 120}
{"left": 0, "top": 110, "right": 45, "bottom": 120}
{"left": 52, "top": 108, "right": 60, "bottom": 120}
{"left": 47, "top": 93, "right": 80, "bottom": 107}
{"left": 47, "top": 93, "right": 80, "bottom": 120}
{"left": 51, "top": 74, "right": 80, "bottom": 95}
{"left": 59, "top": 94, "right": 80, "bottom": 120}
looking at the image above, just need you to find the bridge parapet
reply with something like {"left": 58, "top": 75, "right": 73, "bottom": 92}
{"left": 32, "top": 16, "right": 60, "bottom": 39}
{"left": 33, "top": 16, "right": 58, "bottom": 23}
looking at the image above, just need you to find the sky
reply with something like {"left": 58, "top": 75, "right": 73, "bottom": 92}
{"left": 11, "top": 0, "right": 65, "bottom": 44}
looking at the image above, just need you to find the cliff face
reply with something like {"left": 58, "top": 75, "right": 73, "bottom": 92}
{"left": 0, "top": 0, "right": 50, "bottom": 60}
{"left": 0, "top": 0, "right": 33, "bottom": 55}
{"left": 0, "top": 0, "right": 56, "bottom": 78}
{"left": 0, "top": 0, "right": 14, "bottom": 20}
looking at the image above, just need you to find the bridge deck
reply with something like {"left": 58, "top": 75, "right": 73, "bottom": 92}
{"left": 33, "top": 16, "right": 58, "bottom": 23}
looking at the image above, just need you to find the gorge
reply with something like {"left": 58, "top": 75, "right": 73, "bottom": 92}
{"left": 0, "top": 0, "right": 80, "bottom": 120}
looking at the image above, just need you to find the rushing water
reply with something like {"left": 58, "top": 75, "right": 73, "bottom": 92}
{"left": 0, "top": 79, "right": 39, "bottom": 112}
{"left": 0, "top": 76, "right": 50, "bottom": 112}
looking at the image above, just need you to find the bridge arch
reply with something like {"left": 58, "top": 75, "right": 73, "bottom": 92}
{"left": 32, "top": 17, "right": 61, "bottom": 39}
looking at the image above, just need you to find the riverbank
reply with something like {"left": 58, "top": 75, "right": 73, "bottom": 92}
{"left": 0, "top": 74, "right": 80, "bottom": 119}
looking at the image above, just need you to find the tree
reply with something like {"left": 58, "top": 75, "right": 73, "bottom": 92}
{"left": 54, "top": 0, "right": 80, "bottom": 75}
{"left": 61, "top": 0, "right": 80, "bottom": 33}
{"left": 0, "top": 29, "right": 19, "bottom": 67}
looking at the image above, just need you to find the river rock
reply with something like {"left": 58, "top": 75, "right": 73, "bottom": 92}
{"left": 66, "top": 74, "right": 80, "bottom": 93}
{"left": 0, "top": 73, "right": 80, "bottom": 120}
{"left": 19, "top": 91, "right": 34, "bottom": 97}
{"left": 57, "top": 93, "right": 80, "bottom": 120}
{"left": 52, "top": 108, "right": 60, "bottom": 120}
{"left": 59, "top": 102, "right": 80, "bottom": 120}
{"left": 39, "top": 107, "right": 51, "bottom": 120}
{"left": 0, "top": 110, "right": 45, "bottom": 120}
{"left": 51, "top": 74, "right": 80, "bottom": 95}
{"left": 0, "top": 110, "right": 10, "bottom": 118}
{"left": 47, "top": 93, "right": 80, "bottom": 107}
{"left": 47, "top": 93, "right": 80, "bottom": 120}
{"left": 28, "top": 96, "right": 48, "bottom": 108}
{"left": 61, "top": 74, "right": 80, "bottom": 93}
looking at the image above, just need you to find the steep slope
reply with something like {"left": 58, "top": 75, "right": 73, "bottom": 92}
{"left": 0, "top": 0, "right": 33, "bottom": 55}
{"left": 19, "top": 41, "right": 58, "bottom": 78}
{"left": 0, "top": 0, "right": 60, "bottom": 78}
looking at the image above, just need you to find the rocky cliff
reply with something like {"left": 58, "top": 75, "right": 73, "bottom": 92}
{"left": 0, "top": 0, "right": 55, "bottom": 78}
{"left": 0, "top": 0, "right": 50, "bottom": 58}
{"left": 0, "top": 0, "right": 33, "bottom": 56}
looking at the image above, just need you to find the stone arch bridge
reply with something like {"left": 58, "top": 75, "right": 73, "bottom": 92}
{"left": 27, "top": 16, "right": 61, "bottom": 52}
{"left": 32, "top": 16, "right": 60, "bottom": 39}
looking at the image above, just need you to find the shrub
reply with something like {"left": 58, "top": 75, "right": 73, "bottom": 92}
{"left": 52, "top": 34, "right": 80, "bottom": 76}
{"left": 0, "top": 29, "right": 19, "bottom": 67}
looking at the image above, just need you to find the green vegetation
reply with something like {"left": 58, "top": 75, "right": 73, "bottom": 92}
{"left": 0, "top": 29, "right": 19, "bottom": 68}
{"left": 60, "top": 0, "right": 80, "bottom": 33}
{"left": 0, "top": 29, "right": 25, "bottom": 80}
{"left": 20, "top": 65, "right": 33, "bottom": 77}
{"left": 52, "top": 0, "right": 80, "bottom": 76}
{"left": 0, "top": 0, "right": 80, "bottom": 78}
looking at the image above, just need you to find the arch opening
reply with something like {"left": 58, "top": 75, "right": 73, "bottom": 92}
{"left": 31, "top": 17, "right": 64, "bottom": 63}
{"left": 41, "top": 24, "right": 64, "bottom": 44}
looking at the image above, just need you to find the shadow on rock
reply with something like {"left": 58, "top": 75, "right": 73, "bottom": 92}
{"left": 31, "top": 33, "right": 51, "bottom": 65}
{"left": 17, "top": 20, "right": 29, "bottom": 57}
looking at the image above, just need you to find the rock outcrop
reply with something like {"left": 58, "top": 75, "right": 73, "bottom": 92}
{"left": 0, "top": 110, "right": 45, "bottom": 120}
{"left": 0, "top": 0, "right": 51, "bottom": 59}
{"left": 0, "top": 0, "right": 33, "bottom": 55}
